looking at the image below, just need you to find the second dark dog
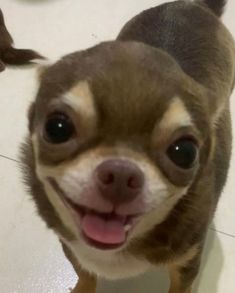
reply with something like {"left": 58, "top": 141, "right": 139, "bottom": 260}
{"left": 0, "top": 9, "right": 42, "bottom": 72}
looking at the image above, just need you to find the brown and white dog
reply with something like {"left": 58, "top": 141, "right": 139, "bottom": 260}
{"left": 21, "top": 0, "right": 235, "bottom": 292}
{"left": 0, "top": 9, "right": 42, "bottom": 71}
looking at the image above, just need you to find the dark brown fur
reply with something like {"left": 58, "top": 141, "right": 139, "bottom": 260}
{"left": 0, "top": 9, "right": 43, "bottom": 71}
{"left": 21, "top": 1, "right": 235, "bottom": 292}
{"left": 196, "top": 0, "right": 227, "bottom": 16}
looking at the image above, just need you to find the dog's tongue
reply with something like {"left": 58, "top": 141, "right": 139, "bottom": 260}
{"left": 81, "top": 213, "right": 126, "bottom": 245}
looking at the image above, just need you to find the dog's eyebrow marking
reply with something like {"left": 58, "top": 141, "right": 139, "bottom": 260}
{"left": 62, "top": 80, "right": 97, "bottom": 127}
{"left": 158, "top": 97, "right": 193, "bottom": 131}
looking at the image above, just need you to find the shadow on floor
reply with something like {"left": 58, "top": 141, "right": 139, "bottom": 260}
{"left": 193, "top": 227, "right": 224, "bottom": 293}
{"left": 97, "top": 268, "right": 169, "bottom": 293}
{"left": 97, "top": 227, "right": 224, "bottom": 293}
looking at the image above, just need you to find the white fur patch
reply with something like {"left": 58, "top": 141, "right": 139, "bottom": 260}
{"left": 62, "top": 237, "right": 151, "bottom": 279}
{"left": 158, "top": 97, "right": 192, "bottom": 131}
{"left": 63, "top": 80, "right": 97, "bottom": 129}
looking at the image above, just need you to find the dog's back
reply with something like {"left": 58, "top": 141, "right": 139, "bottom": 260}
{"left": 118, "top": 0, "right": 235, "bottom": 97}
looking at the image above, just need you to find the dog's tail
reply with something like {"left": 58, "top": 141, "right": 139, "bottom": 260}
{"left": 1, "top": 47, "right": 43, "bottom": 66}
{"left": 195, "top": 0, "right": 227, "bottom": 17}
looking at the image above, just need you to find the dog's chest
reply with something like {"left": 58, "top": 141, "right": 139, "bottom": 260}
{"left": 65, "top": 239, "right": 151, "bottom": 279}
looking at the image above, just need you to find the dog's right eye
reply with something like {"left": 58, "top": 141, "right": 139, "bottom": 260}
{"left": 44, "top": 112, "right": 75, "bottom": 144}
{"left": 167, "top": 137, "right": 198, "bottom": 169}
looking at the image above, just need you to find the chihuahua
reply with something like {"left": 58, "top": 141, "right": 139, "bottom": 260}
{"left": 21, "top": 0, "right": 235, "bottom": 292}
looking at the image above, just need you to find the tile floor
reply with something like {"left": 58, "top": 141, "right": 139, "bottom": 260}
{"left": 0, "top": 0, "right": 235, "bottom": 292}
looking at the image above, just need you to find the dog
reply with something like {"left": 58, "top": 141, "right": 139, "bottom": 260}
{"left": 21, "top": 0, "right": 235, "bottom": 292}
{"left": 0, "top": 8, "right": 42, "bottom": 71}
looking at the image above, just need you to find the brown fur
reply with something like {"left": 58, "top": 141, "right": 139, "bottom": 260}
{"left": 21, "top": 0, "right": 235, "bottom": 292}
{"left": 196, "top": 0, "right": 227, "bottom": 16}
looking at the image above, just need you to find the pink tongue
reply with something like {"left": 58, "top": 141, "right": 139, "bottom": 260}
{"left": 81, "top": 213, "right": 126, "bottom": 245}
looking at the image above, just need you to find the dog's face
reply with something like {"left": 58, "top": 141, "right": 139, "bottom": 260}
{"left": 28, "top": 41, "right": 212, "bottom": 254}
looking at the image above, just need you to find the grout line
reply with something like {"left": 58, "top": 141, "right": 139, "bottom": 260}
{"left": 209, "top": 227, "right": 235, "bottom": 239}
{"left": 0, "top": 154, "right": 19, "bottom": 163}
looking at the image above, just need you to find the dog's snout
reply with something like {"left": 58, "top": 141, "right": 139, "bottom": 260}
{"left": 95, "top": 159, "right": 144, "bottom": 204}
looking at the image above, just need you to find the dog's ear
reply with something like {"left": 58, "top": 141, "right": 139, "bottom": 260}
{"left": 36, "top": 60, "right": 52, "bottom": 80}
{"left": 37, "top": 65, "right": 47, "bottom": 80}
{"left": 195, "top": 0, "right": 227, "bottom": 17}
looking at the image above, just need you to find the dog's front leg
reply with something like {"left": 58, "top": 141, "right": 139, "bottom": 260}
{"left": 168, "top": 265, "right": 193, "bottom": 293}
{"left": 167, "top": 246, "right": 202, "bottom": 293}
{"left": 71, "top": 272, "right": 97, "bottom": 293}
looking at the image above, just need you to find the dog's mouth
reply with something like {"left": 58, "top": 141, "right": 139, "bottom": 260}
{"left": 47, "top": 177, "right": 140, "bottom": 250}
{"left": 48, "top": 177, "right": 140, "bottom": 250}
{"left": 66, "top": 198, "right": 136, "bottom": 250}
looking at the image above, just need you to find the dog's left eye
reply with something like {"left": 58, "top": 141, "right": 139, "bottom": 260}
{"left": 44, "top": 112, "right": 75, "bottom": 144}
{"left": 167, "top": 137, "right": 198, "bottom": 169}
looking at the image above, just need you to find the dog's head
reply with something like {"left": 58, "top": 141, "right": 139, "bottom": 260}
{"left": 25, "top": 41, "right": 214, "bottom": 253}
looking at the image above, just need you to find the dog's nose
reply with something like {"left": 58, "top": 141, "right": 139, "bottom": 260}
{"left": 95, "top": 159, "right": 144, "bottom": 204}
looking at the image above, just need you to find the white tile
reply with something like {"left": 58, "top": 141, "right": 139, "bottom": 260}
{"left": 195, "top": 230, "right": 235, "bottom": 293}
{"left": 0, "top": 157, "right": 26, "bottom": 241}
{"left": 1, "top": 0, "right": 164, "bottom": 58}
{"left": 0, "top": 68, "right": 38, "bottom": 160}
